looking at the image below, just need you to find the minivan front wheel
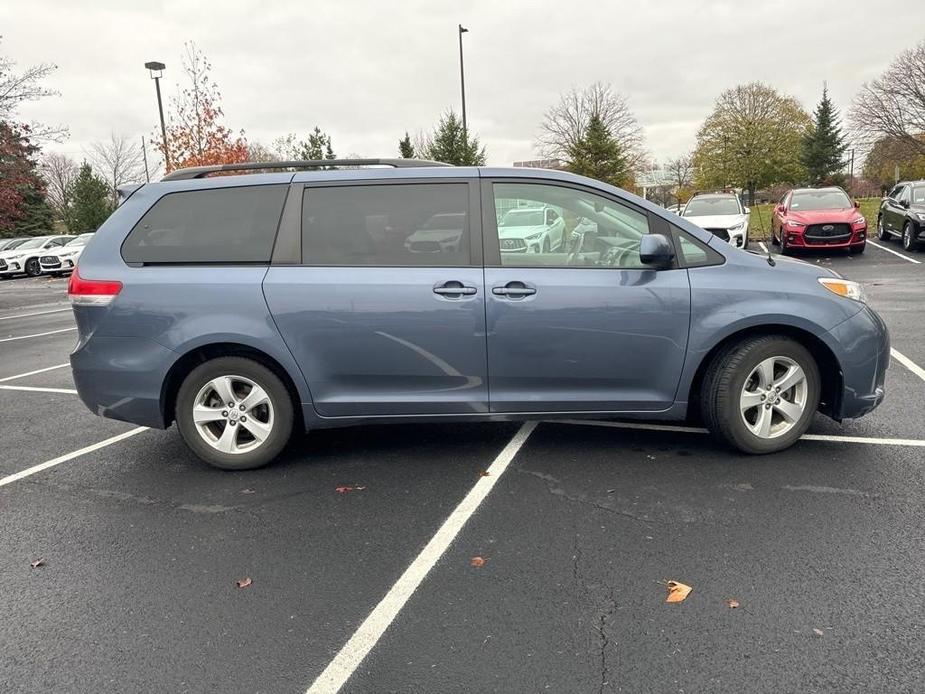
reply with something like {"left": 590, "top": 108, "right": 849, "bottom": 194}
{"left": 701, "top": 336, "right": 820, "bottom": 454}
{"left": 176, "top": 357, "right": 294, "bottom": 470}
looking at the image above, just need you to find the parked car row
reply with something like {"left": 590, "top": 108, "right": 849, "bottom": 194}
{"left": 876, "top": 180, "right": 925, "bottom": 252}
{"left": 0, "top": 233, "right": 92, "bottom": 278}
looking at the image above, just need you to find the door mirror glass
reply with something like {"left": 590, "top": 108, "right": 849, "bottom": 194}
{"left": 744, "top": 206, "right": 750, "bottom": 215}
{"left": 639, "top": 234, "right": 674, "bottom": 268}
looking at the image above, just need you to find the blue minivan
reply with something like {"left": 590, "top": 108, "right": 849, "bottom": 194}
{"left": 69, "top": 159, "right": 889, "bottom": 469}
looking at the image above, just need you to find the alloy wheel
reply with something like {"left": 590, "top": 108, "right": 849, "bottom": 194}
{"left": 739, "top": 356, "right": 807, "bottom": 439}
{"left": 903, "top": 224, "right": 915, "bottom": 251}
{"left": 877, "top": 217, "right": 888, "bottom": 241}
{"left": 192, "top": 375, "right": 274, "bottom": 454}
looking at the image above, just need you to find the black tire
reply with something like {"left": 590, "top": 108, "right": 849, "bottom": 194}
{"left": 902, "top": 222, "right": 919, "bottom": 252}
{"left": 542, "top": 237, "right": 551, "bottom": 253}
{"left": 779, "top": 234, "right": 792, "bottom": 256}
{"left": 24, "top": 258, "right": 41, "bottom": 277}
{"left": 175, "top": 356, "right": 294, "bottom": 470}
{"left": 700, "top": 335, "right": 820, "bottom": 454}
{"left": 850, "top": 243, "right": 865, "bottom": 254}
{"left": 770, "top": 227, "right": 780, "bottom": 246}
{"left": 877, "top": 216, "right": 889, "bottom": 241}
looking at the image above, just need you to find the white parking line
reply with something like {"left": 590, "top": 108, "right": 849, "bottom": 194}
{"left": 0, "top": 385, "right": 77, "bottom": 395}
{"left": 0, "top": 307, "right": 70, "bottom": 321}
{"left": 0, "top": 327, "right": 76, "bottom": 343}
{"left": 0, "top": 363, "right": 70, "bottom": 383}
{"left": 555, "top": 419, "right": 925, "bottom": 447}
{"left": 758, "top": 241, "right": 769, "bottom": 253}
{"left": 867, "top": 240, "right": 922, "bottom": 264}
{"left": 306, "top": 421, "right": 537, "bottom": 694}
{"left": 891, "top": 348, "right": 925, "bottom": 383}
{"left": 0, "top": 427, "right": 148, "bottom": 489}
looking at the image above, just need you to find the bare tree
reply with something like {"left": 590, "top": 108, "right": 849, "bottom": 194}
{"left": 851, "top": 40, "right": 925, "bottom": 156}
{"left": 537, "top": 82, "right": 647, "bottom": 171}
{"left": 0, "top": 36, "right": 67, "bottom": 141}
{"left": 665, "top": 153, "right": 695, "bottom": 200}
{"left": 39, "top": 152, "right": 77, "bottom": 228}
{"left": 87, "top": 134, "right": 145, "bottom": 207}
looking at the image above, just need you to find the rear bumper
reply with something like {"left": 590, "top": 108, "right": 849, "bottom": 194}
{"left": 827, "top": 305, "right": 889, "bottom": 419}
{"left": 70, "top": 335, "right": 175, "bottom": 428}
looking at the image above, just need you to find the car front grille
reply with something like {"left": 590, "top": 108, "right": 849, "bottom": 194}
{"left": 40, "top": 256, "right": 60, "bottom": 265}
{"left": 500, "top": 238, "right": 527, "bottom": 250}
{"left": 0, "top": 259, "right": 6, "bottom": 270}
{"left": 408, "top": 241, "right": 441, "bottom": 253}
{"left": 705, "top": 228, "right": 730, "bottom": 242}
{"left": 804, "top": 223, "right": 851, "bottom": 243}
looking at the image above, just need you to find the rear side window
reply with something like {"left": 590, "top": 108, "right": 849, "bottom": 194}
{"left": 122, "top": 185, "right": 288, "bottom": 264}
{"left": 301, "top": 183, "right": 470, "bottom": 266}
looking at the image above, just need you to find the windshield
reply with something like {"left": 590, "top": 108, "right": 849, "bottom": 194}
{"left": 912, "top": 185, "right": 925, "bottom": 205}
{"left": 17, "top": 237, "right": 50, "bottom": 250}
{"left": 66, "top": 235, "right": 91, "bottom": 246}
{"left": 683, "top": 197, "right": 740, "bottom": 216}
{"left": 421, "top": 214, "right": 465, "bottom": 230}
{"left": 2, "top": 238, "right": 28, "bottom": 250}
{"left": 790, "top": 189, "right": 852, "bottom": 211}
{"left": 501, "top": 209, "right": 544, "bottom": 226}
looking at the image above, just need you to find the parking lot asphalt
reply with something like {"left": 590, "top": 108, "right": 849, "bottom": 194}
{"left": 1, "top": 243, "right": 924, "bottom": 694}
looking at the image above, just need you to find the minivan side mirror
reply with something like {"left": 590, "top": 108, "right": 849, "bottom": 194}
{"left": 744, "top": 206, "right": 751, "bottom": 214}
{"left": 639, "top": 234, "right": 675, "bottom": 268}
{"left": 855, "top": 199, "right": 861, "bottom": 208}
{"left": 901, "top": 199, "right": 910, "bottom": 209}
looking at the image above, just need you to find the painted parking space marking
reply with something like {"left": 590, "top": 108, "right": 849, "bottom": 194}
{"left": 0, "top": 306, "right": 70, "bottom": 321}
{"left": 0, "top": 327, "right": 76, "bottom": 343}
{"left": 0, "top": 363, "right": 70, "bottom": 383}
{"left": 0, "top": 384, "right": 78, "bottom": 395}
{"left": 758, "top": 241, "right": 769, "bottom": 254}
{"left": 556, "top": 419, "right": 925, "bottom": 447}
{"left": 891, "top": 348, "right": 925, "bottom": 384}
{"left": 867, "top": 240, "right": 921, "bottom": 264}
{"left": 0, "top": 427, "right": 148, "bottom": 489}
{"left": 306, "top": 421, "right": 537, "bottom": 694}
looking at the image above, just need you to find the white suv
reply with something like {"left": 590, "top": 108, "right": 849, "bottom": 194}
{"left": 681, "top": 194, "right": 750, "bottom": 248}
{"left": 498, "top": 206, "right": 566, "bottom": 254}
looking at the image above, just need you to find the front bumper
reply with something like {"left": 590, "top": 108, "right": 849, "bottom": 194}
{"left": 0, "top": 260, "right": 23, "bottom": 275}
{"left": 826, "top": 304, "right": 889, "bottom": 419}
{"left": 784, "top": 226, "right": 867, "bottom": 249}
{"left": 39, "top": 256, "right": 75, "bottom": 273}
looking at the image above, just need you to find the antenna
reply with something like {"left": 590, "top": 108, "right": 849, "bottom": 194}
{"left": 752, "top": 203, "right": 775, "bottom": 266}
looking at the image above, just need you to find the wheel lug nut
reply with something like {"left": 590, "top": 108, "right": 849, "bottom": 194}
{"left": 240, "top": 416, "right": 247, "bottom": 422}
{"left": 221, "top": 410, "right": 228, "bottom": 417}
{"left": 239, "top": 404, "right": 245, "bottom": 411}
{"left": 230, "top": 420, "right": 237, "bottom": 426}
{"left": 228, "top": 402, "right": 234, "bottom": 408}
{"left": 760, "top": 395, "right": 765, "bottom": 401}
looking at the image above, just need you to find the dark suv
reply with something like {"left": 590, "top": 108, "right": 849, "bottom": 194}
{"left": 877, "top": 180, "right": 925, "bottom": 251}
{"left": 69, "top": 159, "right": 889, "bottom": 470}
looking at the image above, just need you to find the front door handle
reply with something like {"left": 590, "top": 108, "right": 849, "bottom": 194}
{"left": 492, "top": 282, "right": 536, "bottom": 298}
{"left": 433, "top": 281, "right": 477, "bottom": 297}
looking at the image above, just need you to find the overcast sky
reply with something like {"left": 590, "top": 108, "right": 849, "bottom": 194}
{"left": 3, "top": 0, "right": 924, "bottom": 172}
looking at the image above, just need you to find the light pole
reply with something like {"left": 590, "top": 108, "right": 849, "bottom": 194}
{"left": 145, "top": 61, "right": 170, "bottom": 170}
{"left": 458, "top": 24, "right": 469, "bottom": 141}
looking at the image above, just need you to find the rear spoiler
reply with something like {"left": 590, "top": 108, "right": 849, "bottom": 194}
{"left": 116, "top": 183, "right": 144, "bottom": 206}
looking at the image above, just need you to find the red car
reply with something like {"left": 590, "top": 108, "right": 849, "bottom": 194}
{"left": 771, "top": 187, "right": 867, "bottom": 254}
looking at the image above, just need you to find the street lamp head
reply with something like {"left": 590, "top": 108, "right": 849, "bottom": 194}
{"left": 145, "top": 61, "right": 166, "bottom": 78}
{"left": 459, "top": 24, "right": 468, "bottom": 33}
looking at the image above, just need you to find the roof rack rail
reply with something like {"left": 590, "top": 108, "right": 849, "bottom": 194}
{"left": 161, "top": 158, "right": 452, "bottom": 181}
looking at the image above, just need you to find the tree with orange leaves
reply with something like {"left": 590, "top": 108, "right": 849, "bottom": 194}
{"left": 153, "top": 42, "right": 248, "bottom": 173}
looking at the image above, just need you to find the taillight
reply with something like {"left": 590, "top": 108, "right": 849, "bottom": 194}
{"left": 68, "top": 269, "right": 122, "bottom": 306}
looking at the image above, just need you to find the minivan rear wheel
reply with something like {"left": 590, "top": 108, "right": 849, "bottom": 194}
{"left": 700, "top": 336, "right": 820, "bottom": 454}
{"left": 175, "top": 357, "right": 294, "bottom": 470}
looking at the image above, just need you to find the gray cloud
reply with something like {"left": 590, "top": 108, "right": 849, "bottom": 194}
{"left": 3, "top": 0, "right": 923, "bottom": 171}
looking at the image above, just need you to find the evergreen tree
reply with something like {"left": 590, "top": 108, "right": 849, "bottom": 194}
{"left": 398, "top": 132, "right": 415, "bottom": 158}
{"left": 422, "top": 111, "right": 486, "bottom": 165}
{"left": 565, "top": 114, "right": 629, "bottom": 186}
{"left": 69, "top": 163, "right": 112, "bottom": 232}
{"left": 801, "top": 86, "right": 849, "bottom": 185}
{"left": 0, "top": 121, "right": 53, "bottom": 236}
{"left": 298, "top": 126, "right": 335, "bottom": 161}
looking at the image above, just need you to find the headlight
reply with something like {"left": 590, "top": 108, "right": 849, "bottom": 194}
{"left": 916, "top": 212, "right": 925, "bottom": 222}
{"left": 7, "top": 253, "right": 24, "bottom": 260}
{"left": 729, "top": 221, "right": 745, "bottom": 231}
{"left": 851, "top": 216, "right": 866, "bottom": 225}
{"left": 525, "top": 232, "right": 544, "bottom": 241}
{"left": 818, "top": 277, "right": 866, "bottom": 302}
{"left": 786, "top": 220, "right": 804, "bottom": 228}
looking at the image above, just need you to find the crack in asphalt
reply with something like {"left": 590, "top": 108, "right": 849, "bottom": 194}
{"left": 519, "top": 467, "right": 658, "bottom": 526}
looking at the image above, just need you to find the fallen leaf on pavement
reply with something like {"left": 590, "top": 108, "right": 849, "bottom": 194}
{"left": 240, "top": 489, "right": 255, "bottom": 495}
{"left": 726, "top": 599, "right": 740, "bottom": 609}
{"left": 665, "top": 580, "right": 692, "bottom": 603}
{"left": 30, "top": 558, "right": 45, "bottom": 569}
{"left": 470, "top": 556, "right": 486, "bottom": 568}
{"left": 479, "top": 470, "right": 490, "bottom": 477}
{"left": 235, "top": 577, "right": 252, "bottom": 589}
{"left": 335, "top": 486, "right": 353, "bottom": 494}
{"left": 813, "top": 628, "right": 824, "bottom": 637}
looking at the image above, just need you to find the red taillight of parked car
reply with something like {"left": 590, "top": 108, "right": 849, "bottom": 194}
{"left": 68, "top": 269, "right": 123, "bottom": 306}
